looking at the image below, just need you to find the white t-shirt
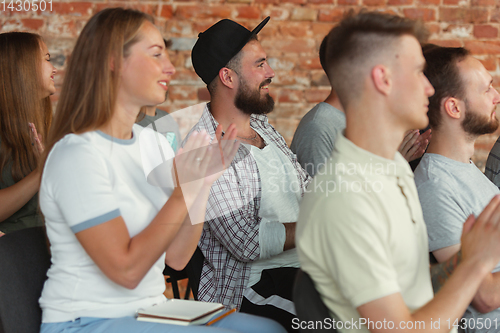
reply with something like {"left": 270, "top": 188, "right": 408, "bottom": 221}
{"left": 297, "top": 133, "right": 439, "bottom": 333}
{"left": 39, "top": 125, "right": 175, "bottom": 323}
{"left": 245, "top": 129, "right": 302, "bottom": 288}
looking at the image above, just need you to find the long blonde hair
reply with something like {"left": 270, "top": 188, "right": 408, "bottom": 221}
{"left": 0, "top": 32, "right": 52, "bottom": 182}
{"left": 44, "top": 8, "right": 153, "bottom": 162}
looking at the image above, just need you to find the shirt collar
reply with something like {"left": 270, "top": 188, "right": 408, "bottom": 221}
{"left": 335, "top": 132, "right": 413, "bottom": 178}
{"left": 199, "top": 103, "right": 271, "bottom": 139}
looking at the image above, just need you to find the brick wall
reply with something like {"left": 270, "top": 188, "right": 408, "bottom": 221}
{"left": 2, "top": 1, "right": 499, "bottom": 169}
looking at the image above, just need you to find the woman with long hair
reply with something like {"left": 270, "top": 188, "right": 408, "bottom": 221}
{"left": 39, "top": 8, "right": 285, "bottom": 333}
{"left": 0, "top": 32, "right": 56, "bottom": 235}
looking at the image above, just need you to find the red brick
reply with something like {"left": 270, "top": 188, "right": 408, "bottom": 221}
{"left": 304, "top": 89, "right": 329, "bottom": 103}
{"left": 168, "top": 86, "right": 197, "bottom": 101}
{"left": 160, "top": 5, "right": 173, "bottom": 19}
{"left": 291, "top": 7, "right": 317, "bottom": 21}
{"left": 197, "top": 87, "right": 210, "bottom": 101}
{"left": 376, "top": 8, "right": 399, "bottom": 16}
{"left": 274, "top": 103, "right": 303, "bottom": 117}
{"left": 171, "top": 69, "right": 201, "bottom": 84}
{"left": 426, "top": 23, "right": 440, "bottom": 35}
{"left": 281, "top": 0, "right": 307, "bottom": 4}
{"left": 403, "top": 8, "right": 435, "bottom": 22}
{"left": 439, "top": 8, "right": 488, "bottom": 24}
{"left": 272, "top": 70, "right": 309, "bottom": 86}
{"left": 388, "top": 0, "right": 413, "bottom": 5}
{"left": 318, "top": 8, "right": 345, "bottom": 22}
{"left": 93, "top": 3, "right": 158, "bottom": 16}
{"left": 21, "top": 19, "right": 44, "bottom": 30}
{"left": 52, "top": 2, "right": 93, "bottom": 16}
{"left": 175, "top": 6, "right": 232, "bottom": 20}
{"left": 493, "top": 76, "right": 500, "bottom": 87}
{"left": 443, "top": 0, "right": 458, "bottom": 4}
{"left": 338, "top": 0, "right": 359, "bottom": 4}
{"left": 492, "top": 10, "right": 500, "bottom": 23}
{"left": 257, "top": 24, "right": 280, "bottom": 39}
{"left": 268, "top": 8, "right": 290, "bottom": 21}
{"left": 471, "top": 0, "right": 495, "bottom": 5}
{"left": 299, "top": 57, "right": 322, "bottom": 70}
{"left": 270, "top": 39, "right": 316, "bottom": 54}
{"left": 474, "top": 25, "right": 499, "bottom": 39}
{"left": 307, "top": 0, "right": 334, "bottom": 4}
{"left": 255, "top": 0, "right": 279, "bottom": 4}
{"left": 168, "top": 52, "right": 188, "bottom": 69}
{"left": 428, "top": 39, "right": 462, "bottom": 47}
{"left": 362, "top": 0, "right": 385, "bottom": 5}
{"left": 278, "top": 22, "right": 311, "bottom": 38}
{"left": 418, "top": 0, "right": 439, "bottom": 5}
{"left": 464, "top": 41, "right": 500, "bottom": 54}
{"left": 312, "top": 23, "right": 334, "bottom": 38}
{"left": 479, "top": 57, "right": 497, "bottom": 71}
{"left": 236, "top": 6, "right": 260, "bottom": 19}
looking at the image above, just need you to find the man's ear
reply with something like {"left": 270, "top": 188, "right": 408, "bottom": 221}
{"left": 219, "top": 67, "right": 236, "bottom": 89}
{"left": 371, "top": 65, "right": 391, "bottom": 96}
{"left": 110, "top": 56, "right": 115, "bottom": 71}
{"left": 443, "top": 97, "right": 463, "bottom": 120}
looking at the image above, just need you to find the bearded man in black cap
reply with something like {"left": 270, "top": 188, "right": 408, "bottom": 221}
{"left": 185, "top": 17, "right": 310, "bottom": 331}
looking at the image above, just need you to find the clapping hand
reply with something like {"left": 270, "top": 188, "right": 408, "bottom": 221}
{"left": 174, "top": 125, "right": 239, "bottom": 208}
{"left": 28, "top": 123, "right": 44, "bottom": 156}
{"left": 398, "top": 128, "right": 431, "bottom": 162}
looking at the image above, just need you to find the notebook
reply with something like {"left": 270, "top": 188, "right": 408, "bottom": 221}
{"left": 136, "top": 299, "right": 225, "bottom": 326}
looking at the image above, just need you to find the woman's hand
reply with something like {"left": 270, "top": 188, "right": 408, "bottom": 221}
{"left": 28, "top": 122, "right": 44, "bottom": 156}
{"left": 173, "top": 126, "right": 239, "bottom": 209}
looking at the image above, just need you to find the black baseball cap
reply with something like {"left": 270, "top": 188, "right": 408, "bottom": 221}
{"left": 191, "top": 17, "right": 270, "bottom": 85}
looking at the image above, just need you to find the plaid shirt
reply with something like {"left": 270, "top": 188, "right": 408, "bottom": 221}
{"left": 185, "top": 104, "right": 311, "bottom": 309}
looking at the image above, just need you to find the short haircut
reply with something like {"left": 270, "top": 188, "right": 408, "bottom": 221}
{"left": 324, "top": 11, "right": 429, "bottom": 108}
{"left": 319, "top": 34, "right": 329, "bottom": 79}
{"left": 423, "top": 45, "right": 470, "bottom": 129}
{"left": 207, "top": 35, "right": 258, "bottom": 96}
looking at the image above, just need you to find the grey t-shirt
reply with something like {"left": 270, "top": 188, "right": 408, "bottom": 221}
{"left": 290, "top": 102, "right": 345, "bottom": 177}
{"left": 485, "top": 137, "right": 500, "bottom": 189}
{"left": 415, "top": 153, "right": 500, "bottom": 333}
{"left": 137, "top": 109, "right": 181, "bottom": 152}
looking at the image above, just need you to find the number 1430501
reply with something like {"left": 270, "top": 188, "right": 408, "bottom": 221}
{"left": 1, "top": 0, "right": 52, "bottom": 11}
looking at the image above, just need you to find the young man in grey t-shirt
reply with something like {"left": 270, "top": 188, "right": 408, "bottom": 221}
{"left": 291, "top": 34, "right": 429, "bottom": 177}
{"left": 415, "top": 45, "right": 500, "bottom": 332}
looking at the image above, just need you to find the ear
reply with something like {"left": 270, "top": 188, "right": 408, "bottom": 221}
{"left": 371, "top": 65, "right": 391, "bottom": 96}
{"left": 442, "top": 97, "right": 463, "bottom": 120}
{"left": 219, "top": 67, "right": 236, "bottom": 89}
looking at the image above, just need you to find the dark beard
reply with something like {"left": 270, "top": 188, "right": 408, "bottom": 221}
{"left": 461, "top": 101, "right": 498, "bottom": 136}
{"left": 234, "top": 78, "right": 274, "bottom": 116}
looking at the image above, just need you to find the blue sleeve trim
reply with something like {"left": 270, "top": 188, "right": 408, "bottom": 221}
{"left": 70, "top": 209, "right": 121, "bottom": 233}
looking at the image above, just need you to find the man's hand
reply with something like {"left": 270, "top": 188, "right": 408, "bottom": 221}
{"left": 398, "top": 129, "right": 431, "bottom": 162}
{"left": 461, "top": 195, "right": 500, "bottom": 274}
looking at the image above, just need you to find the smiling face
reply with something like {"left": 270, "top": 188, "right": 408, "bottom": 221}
{"left": 118, "top": 21, "right": 176, "bottom": 109}
{"left": 39, "top": 41, "right": 57, "bottom": 98}
{"left": 390, "top": 35, "right": 435, "bottom": 130}
{"left": 232, "top": 40, "right": 275, "bottom": 115}
{"left": 458, "top": 56, "right": 500, "bottom": 136}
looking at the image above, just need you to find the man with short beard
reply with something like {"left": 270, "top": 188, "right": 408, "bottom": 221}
{"left": 184, "top": 17, "right": 310, "bottom": 332}
{"left": 414, "top": 45, "right": 500, "bottom": 331}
